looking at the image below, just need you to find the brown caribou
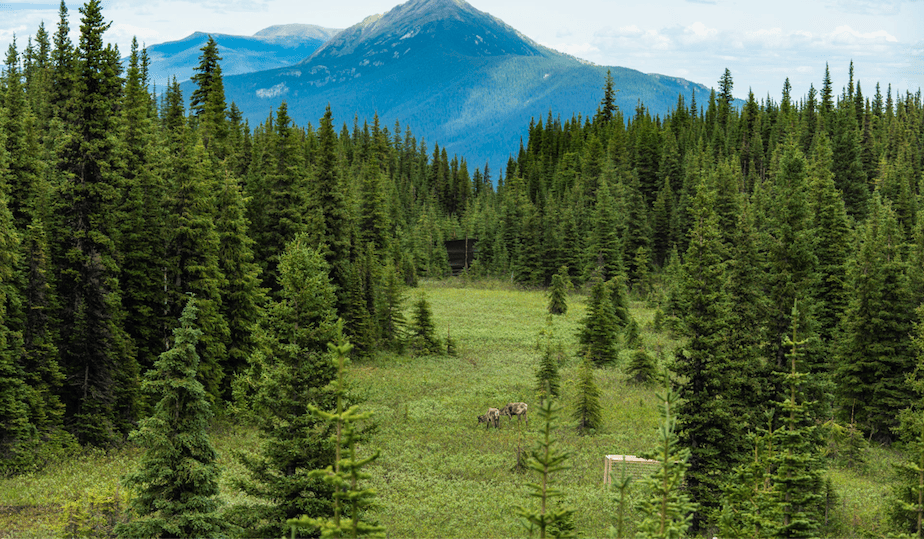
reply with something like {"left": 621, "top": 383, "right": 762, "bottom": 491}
{"left": 477, "top": 407, "right": 501, "bottom": 429}
{"left": 500, "top": 402, "right": 528, "bottom": 427}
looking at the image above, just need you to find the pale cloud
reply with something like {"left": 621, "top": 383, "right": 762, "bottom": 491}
{"left": 557, "top": 16, "right": 917, "bottom": 102}
{"left": 0, "top": 3, "right": 58, "bottom": 10}
{"left": 830, "top": 0, "right": 905, "bottom": 16}
{"left": 826, "top": 25, "right": 898, "bottom": 50}
{"left": 109, "top": 0, "right": 270, "bottom": 13}
{"left": 0, "top": 26, "right": 29, "bottom": 42}
{"left": 682, "top": 21, "right": 719, "bottom": 42}
{"left": 109, "top": 22, "right": 162, "bottom": 47}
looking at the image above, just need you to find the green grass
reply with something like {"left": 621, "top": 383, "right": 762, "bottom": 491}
{"left": 353, "top": 282, "right": 664, "bottom": 537}
{"left": 0, "top": 278, "right": 903, "bottom": 538}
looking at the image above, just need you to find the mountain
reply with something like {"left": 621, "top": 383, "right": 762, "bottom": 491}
{"left": 139, "top": 25, "right": 340, "bottom": 89}
{"left": 191, "top": 0, "right": 712, "bottom": 171}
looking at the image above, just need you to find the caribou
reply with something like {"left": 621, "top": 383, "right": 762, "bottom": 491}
{"left": 500, "top": 402, "right": 528, "bottom": 427}
{"left": 478, "top": 407, "right": 501, "bottom": 429}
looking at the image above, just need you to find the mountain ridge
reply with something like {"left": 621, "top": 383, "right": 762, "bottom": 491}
{"left": 177, "top": 0, "right": 716, "bottom": 170}
{"left": 135, "top": 25, "right": 340, "bottom": 88}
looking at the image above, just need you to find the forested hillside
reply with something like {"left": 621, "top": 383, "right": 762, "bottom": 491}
{"left": 1, "top": 0, "right": 924, "bottom": 537}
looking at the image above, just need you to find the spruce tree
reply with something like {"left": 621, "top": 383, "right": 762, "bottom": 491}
{"left": 189, "top": 35, "right": 228, "bottom": 158}
{"left": 836, "top": 195, "right": 915, "bottom": 443}
{"left": 807, "top": 132, "right": 851, "bottom": 348}
{"left": 18, "top": 217, "right": 73, "bottom": 463}
{"left": 117, "top": 37, "right": 170, "bottom": 376}
{"left": 627, "top": 349, "right": 657, "bottom": 386}
{"left": 214, "top": 170, "right": 265, "bottom": 392}
{"left": 572, "top": 354, "right": 603, "bottom": 434}
{"left": 576, "top": 275, "right": 618, "bottom": 366}
{"left": 892, "top": 306, "right": 924, "bottom": 537}
{"left": 762, "top": 138, "right": 819, "bottom": 371}
{"left": 1, "top": 38, "right": 43, "bottom": 233}
{"left": 775, "top": 302, "right": 825, "bottom": 539}
{"left": 547, "top": 266, "right": 570, "bottom": 315}
{"left": 163, "top": 135, "right": 230, "bottom": 401}
{"left": 376, "top": 258, "right": 407, "bottom": 351}
{"left": 674, "top": 177, "right": 741, "bottom": 529}
{"left": 409, "top": 293, "right": 442, "bottom": 355}
{"left": 0, "top": 193, "right": 37, "bottom": 473}
{"left": 635, "top": 390, "right": 697, "bottom": 539}
{"left": 584, "top": 178, "right": 622, "bottom": 281}
{"left": 535, "top": 315, "right": 562, "bottom": 401}
{"left": 725, "top": 202, "right": 773, "bottom": 428}
{"left": 831, "top": 98, "right": 869, "bottom": 219}
{"left": 597, "top": 69, "right": 618, "bottom": 124}
{"left": 309, "top": 106, "right": 353, "bottom": 315}
{"left": 117, "top": 298, "right": 229, "bottom": 539}
{"left": 248, "top": 103, "right": 310, "bottom": 293}
{"left": 515, "top": 398, "right": 576, "bottom": 539}
{"left": 717, "top": 414, "right": 782, "bottom": 538}
{"left": 54, "top": 0, "right": 139, "bottom": 445}
{"left": 230, "top": 236, "right": 341, "bottom": 537}
{"left": 49, "top": 0, "right": 75, "bottom": 118}
{"left": 287, "top": 340, "right": 385, "bottom": 538}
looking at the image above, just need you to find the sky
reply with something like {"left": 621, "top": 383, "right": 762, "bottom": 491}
{"left": 0, "top": 0, "right": 921, "bottom": 103}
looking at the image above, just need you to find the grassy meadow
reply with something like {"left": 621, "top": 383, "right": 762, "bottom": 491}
{"left": 0, "top": 278, "right": 903, "bottom": 537}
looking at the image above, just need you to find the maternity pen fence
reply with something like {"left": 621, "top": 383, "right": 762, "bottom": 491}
{"left": 602, "top": 454, "right": 661, "bottom": 485}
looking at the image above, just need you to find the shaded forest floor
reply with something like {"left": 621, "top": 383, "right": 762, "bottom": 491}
{"left": 0, "top": 278, "right": 902, "bottom": 537}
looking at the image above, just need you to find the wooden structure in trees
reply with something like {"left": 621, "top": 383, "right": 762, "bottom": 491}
{"left": 602, "top": 454, "right": 660, "bottom": 484}
{"left": 445, "top": 238, "right": 478, "bottom": 276}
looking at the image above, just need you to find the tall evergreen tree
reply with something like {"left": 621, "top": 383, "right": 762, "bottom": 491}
{"left": 597, "top": 69, "right": 618, "bottom": 124}
{"left": 635, "top": 390, "right": 697, "bottom": 539}
{"left": 831, "top": 98, "right": 869, "bottom": 219}
{"left": 572, "top": 354, "right": 603, "bottom": 434}
{"left": 231, "top": 236, "right": 341, "bottom": 537}
{"left": 762, "top": 139, "right": 819, "bottom": 371}
{"left": 516, "top": 398, "right": 576, "bottom": 539}
{"left": 1, "top": 38, "right": 43, "bottom": 233}
{"left": 892, "top": 306, "right": 924, "bottom": 537}
{"left": 577, "top": 275, "right": 618, "bottom": 366}
{"left": 309, "top": 106, "right": 353, "bottom": 315}
{"left": 163, "top": 134, "right": 229, "bottom": 401}
{"left": 49, "top": 0, "right": 75, "bottom": 118}
{"left": 189, "top": 35, "right": 228, "bottom": 157}
{"left": 287, "top": 340, "right": 386, "bottom": 539}
{"left": 775, "top": 302, "right": 825, "bottom": 539}
{"left": 247, "top": 103, "right": 310, "bottom": 293}
{"left": 0, "top": 193, "right": 37, "bottom": 472}
{"left": 673, "top": 177, "right": 739, "bottom": 529}
{"left": 836, "top": 195, "right": 915, "bottom": 443}
{"left": 547, "top": 266, "right": 570, "bottom": 315}
{"left": 807, "top": 132, "right": 851, "bottom": 348}
{"left": 584, "top": 178, "right": 622, "bottom": 281}
{"left": 54, "top": 0, "right": 139, "bottom": 445}
{"left": 117, "top": 298, "right": 229, "bottom": 539}
{"left": 117, "top": 38, "right": 169, "bottom": 375}
{"left": 213, "top": 170, "right": 265, "bottom": 393}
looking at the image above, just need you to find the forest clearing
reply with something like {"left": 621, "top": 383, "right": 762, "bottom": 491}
{"left": 0, "top": 280, "right": 899, "bottom": 538}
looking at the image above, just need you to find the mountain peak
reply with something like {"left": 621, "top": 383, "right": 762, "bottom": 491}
{"left": 303, "top": 0, "right": 540, "bottom": 64}
{"left": 253, "top": 24, "right": 341, "bottom": 41}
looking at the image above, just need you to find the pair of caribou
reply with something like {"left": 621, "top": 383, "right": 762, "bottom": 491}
{"left": 478, "top": 402, "right": 528, "bottom": 429}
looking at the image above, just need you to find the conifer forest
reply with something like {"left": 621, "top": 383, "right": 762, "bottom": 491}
{"left": 2, "top": 1, "right": 924, "bottom": 537}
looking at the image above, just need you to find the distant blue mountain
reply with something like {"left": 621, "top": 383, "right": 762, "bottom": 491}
{"left": 182, "top": 0, "right": 715, "bottom": 172}
{"left": 137, "top": 24, "right": 340, "bottom": 89}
